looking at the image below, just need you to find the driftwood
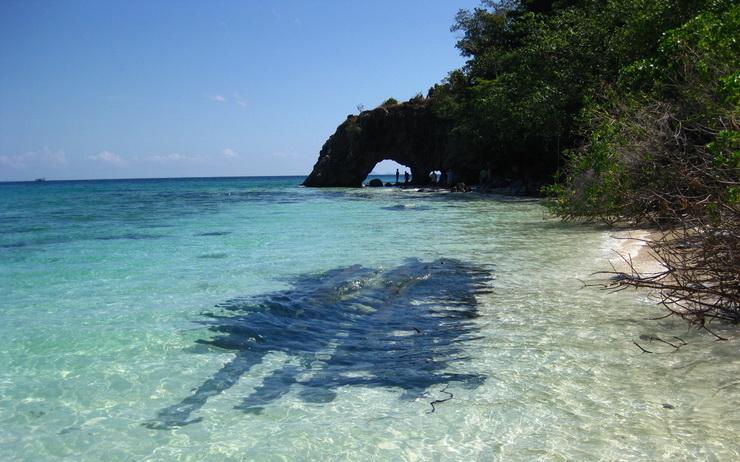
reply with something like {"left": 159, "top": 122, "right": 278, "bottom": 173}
{"left": 597, "top": 224, "right": 737, "bottom": 339}
{"left": 427, "top": 384, "right": 454, "bottom": 414}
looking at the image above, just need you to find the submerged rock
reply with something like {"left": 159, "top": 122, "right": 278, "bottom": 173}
{"left": 367, "top": 178, "right": 383, "bottom": 187}
{"left": 451, "top": 182, "right": 472, "bottom": 193}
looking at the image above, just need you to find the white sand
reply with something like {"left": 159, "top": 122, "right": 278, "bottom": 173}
{"left": 607, "top": 229, "right": 666, "bottom": 275}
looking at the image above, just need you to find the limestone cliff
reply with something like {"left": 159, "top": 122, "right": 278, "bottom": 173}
{"left": 302, "top": 100, "right": 452, "bottom": 187}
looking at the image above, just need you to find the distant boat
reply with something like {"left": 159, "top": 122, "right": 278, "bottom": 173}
{"left": 34, "top": 178, "right": 46, "bottom": 182}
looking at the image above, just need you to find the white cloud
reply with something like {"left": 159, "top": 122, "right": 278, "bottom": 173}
{"left": 223, "top": 148, "right": 238, "bottom": 158}
{"left": 148, "top": 153, "right": 184, "bottom": 162}
{"left": 88, "top": 150, "right": 125, "bottom": 166}
{"left": 0, "top": 147, "right": 66, "bottom": 170}
{"left": 0, "top": 152, "right": 34, "bottom": 169}
{"left": 143, "top": 153, "right": 201, "bottom": 163}
{"left": 208, "top": 92, "right": 247, "bottom": 107}
{"left": 230, "top": 92, "right": 247, "bottom": 107}
{"left": 41, "top": 146, "right": 67, "bottom": 165}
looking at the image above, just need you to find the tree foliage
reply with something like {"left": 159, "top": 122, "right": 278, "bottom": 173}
{"left": 430, "top": 0, "right": 738, "bottom": 323}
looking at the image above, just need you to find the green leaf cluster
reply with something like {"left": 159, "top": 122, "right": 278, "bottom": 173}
{"left": 429, "top": 0, "right": 725, "bottom": 184}
{"left": 551, "top": 1, "right": 738, "bottom": 221}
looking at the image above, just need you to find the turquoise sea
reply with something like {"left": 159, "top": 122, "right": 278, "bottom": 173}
{"left": 0, "top": 176, "right": 738, "bottom": 461}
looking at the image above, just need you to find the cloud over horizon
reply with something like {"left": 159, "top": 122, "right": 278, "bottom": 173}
{"left": 0, "top": 147, "right": 67, "bottom": 171}
{"left": 88, "top": 150, "right": 125, "bottom": 166}
{"left": 143, "top": 153, "right": 199, "bottom": 163}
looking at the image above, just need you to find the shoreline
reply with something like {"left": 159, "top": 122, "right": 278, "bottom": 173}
{"left": 607, "top": 229, "right": 666, "bottom": 275}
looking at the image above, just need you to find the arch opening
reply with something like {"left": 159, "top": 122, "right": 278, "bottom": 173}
{"left": 363, "top": 157, "right": 451, "bottom": 187}
{"left": 364, "top": 159, "right": 410, "bottom": 186}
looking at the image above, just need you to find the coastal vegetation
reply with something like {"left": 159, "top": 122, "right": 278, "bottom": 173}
{"left": 431, "top": 0, "right": 740, "bottom": 328}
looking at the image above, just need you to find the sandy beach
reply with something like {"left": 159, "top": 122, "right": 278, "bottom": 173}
{"left": 607, "top": 229, "right": 666, "bottom": 275}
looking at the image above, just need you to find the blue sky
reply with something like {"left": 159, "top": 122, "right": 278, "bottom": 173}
{"left": 0, "top": 0, "right": 479, "bottom": 181}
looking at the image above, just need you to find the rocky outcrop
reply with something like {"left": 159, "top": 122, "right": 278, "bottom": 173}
{"left": 303, "top": 100, "right": 452, "bottom": 187}
{"left": 303, "top": 98, "right": 549, "bottom": 194}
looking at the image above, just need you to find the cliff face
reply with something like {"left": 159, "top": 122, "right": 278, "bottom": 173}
{"left": 302, "top": 100, "right": 451, "bottom": 187}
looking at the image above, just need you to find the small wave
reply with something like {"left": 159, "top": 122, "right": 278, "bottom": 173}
{"left": 94, "top": 233, "right": 164, "bottom": 241}
{"left": 194, "top": 231, "right": 231, "bottom": 236}
{"left": 197, "top": 252, "right": 229, "bottom": 259}
{"left": 381, "top": 204, "right": 432, "bottom": 211}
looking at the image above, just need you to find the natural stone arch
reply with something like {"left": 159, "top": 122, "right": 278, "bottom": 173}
{"left": 303, "top": 101, "right": 451, "bottom": 187}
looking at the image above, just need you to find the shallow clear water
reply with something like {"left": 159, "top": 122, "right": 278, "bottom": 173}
{"left": 0, "top": 176, "right": 738, "bottom": 461}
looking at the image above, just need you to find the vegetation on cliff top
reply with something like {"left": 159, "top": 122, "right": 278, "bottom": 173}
{"left": 414, "top": 0, "right": 738, "bottom": 326}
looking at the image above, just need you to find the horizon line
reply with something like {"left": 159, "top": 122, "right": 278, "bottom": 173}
{"left": 0, "top": 172, "right": 398, "bottom": 184}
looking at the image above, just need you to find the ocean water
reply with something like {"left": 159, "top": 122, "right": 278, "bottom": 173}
{"left": 0, "top": 176, "right": 737, "bottom": 461}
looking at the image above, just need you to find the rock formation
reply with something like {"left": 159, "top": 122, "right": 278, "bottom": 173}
{"left": 303, "top": 100, "right": 452, "bottom": 187}
{"left": 303, "top": 98, "right": 549, "bottom": 194}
